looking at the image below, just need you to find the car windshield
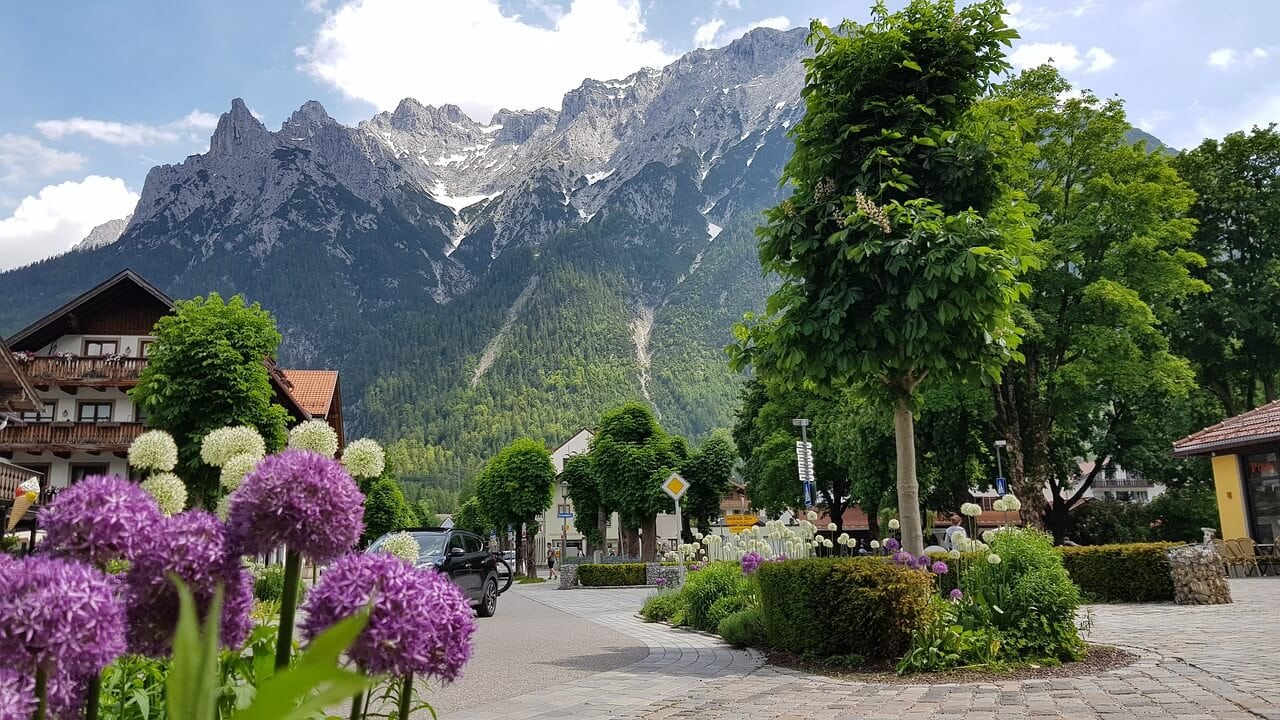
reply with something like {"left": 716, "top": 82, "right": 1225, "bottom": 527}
{"left": 367, "top": 532, "right": 448, "bottom": 560}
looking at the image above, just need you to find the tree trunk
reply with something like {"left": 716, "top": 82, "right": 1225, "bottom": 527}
{"left": 596, "top": 507, "right": 608, "bottom": 555}
{"left": 642, "top": 515, "right": 658, "bottom": 561}
{"left": 1048, "top": 497, "right": 1069, "bottom": 544}
{"left": 621, "top": 525, "right": 639, "bottom": 558}
{"left": 893, "top": 397, "right": 925, "bottom": 555}
{"left": 524, "top": 520, "right": 538, "bottom": 579}
{"left": 514, "top": 527, "right": 526, "bottom": 577}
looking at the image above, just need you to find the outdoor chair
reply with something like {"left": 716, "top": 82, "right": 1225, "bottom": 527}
{"left": 1211, "top": 539, "right": 1235, "bottom": 576}
{"left": 1227, "top": 538, "right": 1262, "bottom": 577}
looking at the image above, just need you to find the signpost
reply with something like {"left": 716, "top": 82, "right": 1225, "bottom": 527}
{"left": 725, "top": 514, "right": 759, "bottom": 534}
{"left": 662, "top": 472, "right": 690, "bottom": 587}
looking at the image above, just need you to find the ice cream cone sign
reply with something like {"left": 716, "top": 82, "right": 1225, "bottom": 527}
{"left": 5, "top": 477, "right": 40, "bottom": 533}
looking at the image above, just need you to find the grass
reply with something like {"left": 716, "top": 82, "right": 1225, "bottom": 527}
{"left": 516, "top": 576, "right": 547, "bottom": 584}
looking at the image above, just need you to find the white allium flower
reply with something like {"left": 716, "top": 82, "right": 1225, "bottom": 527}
{"left": 378, "top": 532, "right": 421, "bottom": 563}
{"left": 806, "top": 510, "right": 818, "bottom": 521}
{"left": 140, "top": 472, "right": 187, "bottom": 516}
{"left": 838, "top": 533, "right": 849, "bottom": 543}
{"left": 992, "top": 499, "right": 1008, "bottom": 513}
{"left": 201, "top": 426, "right": 266, "bottom": 468}
{"left": 982, "top": 530, "right": 996, "bottom": 543}
{"left": 948, "top": 549, "right": 961, "bottom": 559}
{"left": 694, "top": 531, "right": 703, "bottom": 540}
{"left": 1001, "top": 494, "right": 1022, "bottom": 512}
{"left": 888, "top": 518, "right": 900, "bottom": 530}
{"left": 871, "top": 540, "right": 881, "bottom": 549}
{"left": 702, "top": 536, "right": 712, "bottom": 545}
{"left": 129, "top": 430, "right": 178, "bottom": 472}
{"left": 827, "top": 523, "right": 837, "bottom": 531}
{"left": 341, "top": 438, "right": 386, "bottom": 479}
{"left": 987, "top": 553, "right": 1002, "bottom": 565}
{"left": 960, "top": 502, "right": 982, "bottom": 517}
{"left": 952, "top": 528, "right": 968, "bottom": 539}
{"left": 288, "top": 420, "right": 339, "bottom": 458}
{"left": 848, "top": 537, "right": 858, "bottom": 548}
{"left": 219, "top": 452, "right": 260, "bottom": 491}
{"left": 216, "top": 495, "right": 231, "bottom": 521}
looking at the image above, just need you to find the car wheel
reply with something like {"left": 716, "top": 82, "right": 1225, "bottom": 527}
{"left": 476, "top": 577, "right": 498, "bottom": 617}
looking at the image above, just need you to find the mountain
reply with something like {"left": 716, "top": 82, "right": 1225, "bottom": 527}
{"left": 73, "top": 214, "right": 133, "bottom": 252}
{"left": 0, "top": 27, "right": 807, "bottom": 494}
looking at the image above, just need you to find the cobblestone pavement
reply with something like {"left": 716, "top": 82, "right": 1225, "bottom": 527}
{"left": 443, "top": 579, "right": 1280, "bottom": 720}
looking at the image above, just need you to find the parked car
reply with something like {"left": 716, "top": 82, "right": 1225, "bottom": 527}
{"left": 367, "top": 528, "right": 501, "bottom": 617}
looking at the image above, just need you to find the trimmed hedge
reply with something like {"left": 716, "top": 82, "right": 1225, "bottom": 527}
{"left": 756, "top": 558, "right": 933, "bottom": 662}
{"left": 576, "top": 562, "right": 647, "bottom": 586}
{"left": 1059, "top": 542, "right": 1177, "bottom": 602}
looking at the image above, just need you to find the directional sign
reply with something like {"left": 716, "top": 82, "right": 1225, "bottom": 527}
{"left": 662, "top": 472, "right": 689, "bottom": 501}
{"left": 557, "top": 511, "right": 574, "bottom": 519}
{"left": 795, "top": 440, "right": 814, "bottom": 483}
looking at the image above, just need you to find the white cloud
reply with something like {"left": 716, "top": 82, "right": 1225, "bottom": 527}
{"left": 1208, "top": 46, "right": 1268, "bottom": 69}
{"left": 1173, "top": 93, "right": 1280, "bottom": 150}
{"left": 694, "top": 19, "right": 725, "bottom": 48}
{"left": 1009, "top": 42, "right": 1114, "bottom": 74}
{"left": 300, "top": 0, "right": 676, "bottom": 121}
{"left": 0, "top": 135, "right": 85, "bottom": 185}
{"left": 696, "top": 15, "right": 791, "bottom": 49}
{"left": 1004, "top": 1, "right": 1097, "bottom": 32}
{"left": 715, "top": 0, "right": 741, "bottom": 8}
{"left": 0, "top": 176, "right": 138, "bottom": 271}
{"left": 35, "top": 110, "right": 221, "bottom": 146}
{"left": 1208, "top": 48, "right": 1237, "bottom": 68}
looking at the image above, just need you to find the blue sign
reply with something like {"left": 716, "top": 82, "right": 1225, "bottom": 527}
{"left": 995, "top": 476, "right": 1007, "bottom": 495}
{"left": 557, "top": 511, "right": 574, "bottom": 519}
{"left": 803, "top": 480, "right": 815, "bottom": 508}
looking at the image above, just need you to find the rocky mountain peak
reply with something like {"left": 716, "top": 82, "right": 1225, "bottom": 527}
{"left": 490, "top": 107, "right": 558, "bottom": 144}
{"left": 209, "top": 98, "right": 271, "bottom": 156}
{"left": 387, "top": 99, "right": 477, "bottom": 133}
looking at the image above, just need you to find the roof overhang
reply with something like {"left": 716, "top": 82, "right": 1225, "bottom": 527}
{"left": 5, "top": 269, "right": 174, "bottom": 350}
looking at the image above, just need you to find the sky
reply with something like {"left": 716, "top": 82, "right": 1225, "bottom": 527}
{"left": 1, "top": 0, "right": 1278, "bottom": 270}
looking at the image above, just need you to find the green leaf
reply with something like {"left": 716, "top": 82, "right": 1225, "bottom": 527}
{"left": 901, "top": 59, "right": 922, "bottom": 72}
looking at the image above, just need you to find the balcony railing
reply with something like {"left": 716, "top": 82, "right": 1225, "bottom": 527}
{"left": 14, "top": 356, "right": 147, "bottom": 386}
{"left": 1092, "top": 477, "right": 1151, "bottom": 489}
{"left": 0, "top": 421, "right": 146, "bottom": 452}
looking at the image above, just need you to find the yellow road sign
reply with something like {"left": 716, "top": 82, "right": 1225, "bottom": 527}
{"left": 662, "top": 472, "right": 688, "bottom": 501}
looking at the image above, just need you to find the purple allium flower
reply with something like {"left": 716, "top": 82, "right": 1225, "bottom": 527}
{"left": 123, "top": 510, "right": 252, "bottom": 656}
{"left": 914, "top": 554, "right": 931, "bottom": 570}
{"left": 740, "top": 550, "right": 763, "bottom": 575}
{"left": 226, "top": 449, "right": 365, "bottom": 563}
{"left": 300, "top": 554, "right": 475, "bottom": 681}
{"left": 949, "top": 588, "right": 964, "bottom": 601}
{"left": 892, "top": 551, "right": 912, "bottom": 565}
{"left": 0, "top": 667, "right": 34, "bottom": 720}
{"left": 773, "top": 553, "right": 789, "bottom": 562}
{"left": 39, "top": 474, "right": 163, "bottom": 566}
{"left": 884, "top": 537, "right": 900, "bottom": 552}
{"left": 656, "top": 577, "right": 668, "bottom": 587}
{"left": 931, "top": 561, "right": 949, "bottom": 575}
{"left": 0, "top": 556, "right": 125, "bottom": 680}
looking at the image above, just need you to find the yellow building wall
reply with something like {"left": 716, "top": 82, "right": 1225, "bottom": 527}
{"left": 1211, "top": 454, "right": 1250, "bottom": 540}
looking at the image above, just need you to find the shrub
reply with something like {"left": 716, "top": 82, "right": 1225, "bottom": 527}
{"left": 577, "top": 562, "right": 647, "bottom": 586}
{"left": 1058, "top": 543, "right": 1176, "bottom": 602}
{"left": 641, "top": 590, "right": 687, "bottom": 623}
{"left": 706, "top": 593, "right": 752, "bottom": 631}
{"left": 718, "top": 607, "right": 767, "bottom": 649}
{"left": 965, "top": 529, "right": 1083, "bottom": 662}
{"left": 682, "top": 562, "right": 751, "bottom": 632}
{"left": 756, "top": 558, "right": 933, "bottom": 662}
{"left": 253, "top": 563, "right": 286, "bottom": 602}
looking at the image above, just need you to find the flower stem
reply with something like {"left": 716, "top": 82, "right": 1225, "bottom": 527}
{"left": 85, "top": 673, "right": 101, "bottom": 720}
{"left": 398, "top": 674, "right": 413, "bottom": 718}
{"left": 348, "top": 689, "right": 365, "bottom": 720}
{"left": 33, "top": 665, "right": 48, "bottom": 720}
{"left": 275, "top": 549, "right": 303, "bottom": 670}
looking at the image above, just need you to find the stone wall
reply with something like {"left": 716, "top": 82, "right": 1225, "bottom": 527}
{"left": 558, "top": 563, "right": 577, "bottom": 589}
{"left": 1167, "top": 544, "right": 1232, "bottom": 605}
{"left": 646, "top": 563, "right": 683, "bottom": 588}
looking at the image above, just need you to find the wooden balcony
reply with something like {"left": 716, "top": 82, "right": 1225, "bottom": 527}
{"left": 15, "top": 355, "right": 147, "bottom": 387}
{"left": 0, "top": 421, "right": 145, "bottom": 455}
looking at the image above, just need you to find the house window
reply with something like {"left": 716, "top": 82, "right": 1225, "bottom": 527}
{"left": 133, "top": 402, "right": 148, "bottom": 424}
{"left": 20, "top": 402, "right": 56, "bottom": 423}
{"left": 1243, "top": 452, "right": 1280, "bottom": 544}
{"left": 77, "top": 401, "right": 114, "bottom": 423}
{"left": 558, "top": 504, "right": 572, "bottom": 516}
{"left": 70, "top": 464, "right": 110, "bottom": 484}
{"left": 140, "top": 340, "right": 155, "bottom": 357}
{"left": 83, "top": 339, "right": 120, "bottom": 357}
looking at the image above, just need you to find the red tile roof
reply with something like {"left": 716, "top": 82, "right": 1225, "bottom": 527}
{"left": 1173, "top": 400, "right": 1280, "bottom": 456}
{"left": 279, "top": 369, "right": 338, "bottom": 417}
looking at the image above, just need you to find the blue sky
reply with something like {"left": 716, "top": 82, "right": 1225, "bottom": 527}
{"left": 2, "top": 0, "right": 1278, "bottom": 269}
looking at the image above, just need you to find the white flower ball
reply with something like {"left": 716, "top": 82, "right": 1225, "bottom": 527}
{"left": 961, "top": 502, "right": 983, "bottom": 517}
{"left": 1001, "top": 494, "right": 1022, "bottom": 512}
{"left": 827, "top": 523, "right": 837, "bottom": 532}
{"left": 341, "top": 438, "right": 386, "bottom": 479}
{"left": 987, "top": 553, "right": 1002, "bottom": 565}
{"left": 129, "top": 430, "right": 178, "bottom": 472}
{"left": 806, "top": 510, "right": 818, "bottom": 521}
{"left": 982, "top": 530, "right": 996, "bottom": 543}
{"left": 948, "top": 549, "right": 961, "bottom": 560}
{"left": 992, "top": 499, "right": 1008, "bottom": 513}
{"left": 288, "top": 419, "right": 339, "bottom": 458}
{"left": 871, "top": 540, "right": 880, "bottom": 549}
{"left": 140, "top": 472, "right": 187, "bottom": 516}
{"left": 215, "top": 495, "right": 231, "bottom": 521}
{"left": 201, "top": 426, "right": 266, "bottom": 468}
{"left": 848, "top": 537, "right": 858, "bottom": 548}
{"left": 219, "top": 452, "right": 260, "bottom": 491}
{"left": 888, "top": 518, "right": 900, "bottom": 530}
{"left": 952, "top": 528, "right": 968, "bottom": 539}
{"left": 378, "top": 532, "right": 421, "bottom": 564}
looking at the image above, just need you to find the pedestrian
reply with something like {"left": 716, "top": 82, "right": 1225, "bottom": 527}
{"left": 547, "top": 544, "right": 557, "bottom": 579}
{"left": 944, "top": 513, "right": 965, "bottom": 550}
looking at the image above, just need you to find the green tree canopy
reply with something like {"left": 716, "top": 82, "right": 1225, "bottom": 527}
{"left": 452, "top": 496, "right": 489, "bottom": 536}
{"left": 730, "top": 1, "right": 1033, "bottom": 553}
{"left": 678, "top": 432, "right": 736, "bottom": 535}
{"left": 131, "top": 293, "right": 290, "bottom": 507}
{"left": 359, "top": 472, "right": 418, "bottom": 547}
{"left": 989, "top": 67, "right": 1203, "bottom": 539}
{"left": 590, "top": 403, "right": 686, "bottom": 559}
{"left": 475, "top": 437, "right": 556, "bottom": 575}
{"left": 1172, "top": 125, "right": 1280, "bottom": 416}
{"left": 562, "top": 454, "right": 605, "bottom": 548}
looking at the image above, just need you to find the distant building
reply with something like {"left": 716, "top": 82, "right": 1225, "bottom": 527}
{"left": 1074, "top": 460, "right": 1166, "bottom": 504}
{"left": 0, "top": 269, "right": 343, "bottom": 492}
{"left": 1174, "top": 401, "right": 1280, "bottom": 543}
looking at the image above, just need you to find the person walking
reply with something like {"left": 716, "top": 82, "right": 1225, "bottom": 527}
{"left": 944, "top": 513, "right": 965, "bottom": 550}
{"left": 547, "top": 544, "right": 557, "bottom": 579}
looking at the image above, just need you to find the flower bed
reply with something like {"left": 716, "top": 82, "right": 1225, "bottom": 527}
{"left": 576, "top": 562, "right": 648, "bottom": 586}
{"left": 1058, "top": 542, "right": 1177, "bottom": 602}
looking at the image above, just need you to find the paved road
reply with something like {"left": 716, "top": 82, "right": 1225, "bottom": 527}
{"left": 431, "top": 577, "right": 1280, "bottom": 720}
{"left": 426, "top": 582, "right": 649, "bottom": 716}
